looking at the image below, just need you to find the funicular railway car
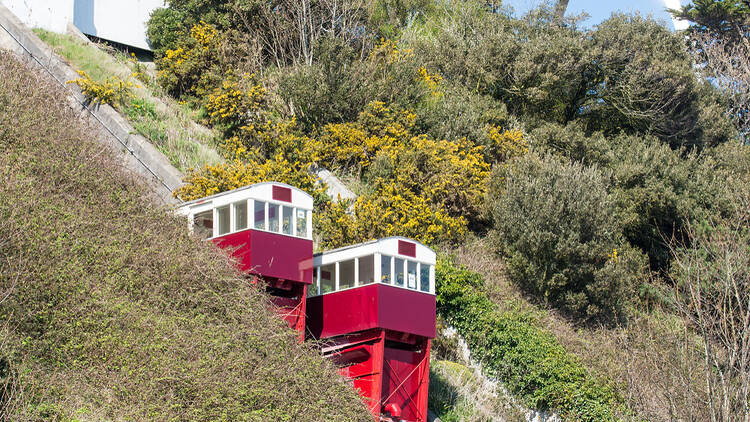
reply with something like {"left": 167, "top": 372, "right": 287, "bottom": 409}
{"left": 307, "top": 237, "right": 436, "bottom": 422}
{"left": 176, "top": 182, "right": 314, "bottom": 337}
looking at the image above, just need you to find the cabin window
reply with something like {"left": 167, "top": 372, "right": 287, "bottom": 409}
{"left": 217, "top": 206, "right": 230, "bottom": 236}
{"left": 381, "top": 255, "right": 392, "bottom": 284}
{"left": 339, "top": 260, "right": 355, "bottom": 289}
{"left": 420, "top": 264, "right": 431, "bottom": 292}
{"left": 193, "top": 210, "right": 213, "bottom": 239}
{"left": 234, "top": 201, "right": 247, "bottom": 231}
{"left": 253, "top": 200, "right": 265, "bottom": 230}
{"left": 358, "top": 255, "right": 374, "bottom": 285}
{"left": 268, "top": 204, "right": 280, "bottom": 232}
{"left": 394, "top": 258, "right": 405, "bottom": 287}
{"left": 296, "top": 209, "right": 308, "bottom": 238}
{"left": 407, "top": 261, "right": 418, "bottom": 289}
{"left": 320, "top": 264, "right": 335, "bottom": 294}
{"left": 282, "top": 206, "right": 293, "bottom": 235}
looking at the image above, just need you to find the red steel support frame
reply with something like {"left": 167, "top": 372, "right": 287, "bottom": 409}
{"left": 323, "top": 329, "right": 431, "bottom": 422}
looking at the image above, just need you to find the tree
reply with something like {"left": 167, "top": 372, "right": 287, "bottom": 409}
{"left": 672, "top": 1, "right": 750, "bottom": 143}
{"left": 554, "top": 0, "right": 569, "bottom": 22}
{"left": 671, "top": 0, "right": 750, "bottom": 44}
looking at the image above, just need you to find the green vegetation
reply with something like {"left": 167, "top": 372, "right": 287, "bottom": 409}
{"left": 488, "top": 153, "right": 646, "bottom": 321}
{"left": 22, "top": 0, "right": 750, "bottom": 419}
{"left": 140, "top": 0, "right": 750, "bottom": 418}
{"left": 33, "top": 29, "right": 221, "bottom": 172}
{"left": 436, "top": 258, "right": 624, "bottom": 421}
{"left": 0, "top": 51, "right": 368, "bottom": 421}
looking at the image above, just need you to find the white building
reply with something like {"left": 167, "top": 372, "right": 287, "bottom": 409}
{"left": 1, "top": 0, "right": 163, "bottom": 51}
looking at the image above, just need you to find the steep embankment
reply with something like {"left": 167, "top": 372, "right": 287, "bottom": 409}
{"left": 0, "top": 51, "right": 369, "bottom": 421}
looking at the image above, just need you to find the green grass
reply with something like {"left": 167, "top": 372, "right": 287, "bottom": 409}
{"left": 32, "top": 29, "right": 222, "bottom": 173}
{"left": 0, "top": 50, "right": 368, "bottom": 422}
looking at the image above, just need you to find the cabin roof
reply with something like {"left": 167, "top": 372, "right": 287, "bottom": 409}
{"left": 177, "top": 181, "right": 313, "bottom": 207}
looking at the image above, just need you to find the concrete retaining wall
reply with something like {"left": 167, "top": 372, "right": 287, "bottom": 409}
{"left": 0, "top": 3, "right": 183, "bottom": 205}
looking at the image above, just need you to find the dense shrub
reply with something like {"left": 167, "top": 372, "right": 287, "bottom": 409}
{"left": 156, "top": 21, "right": 224, "bottom": 97}
{"left": 174, "top": 155, "right": 325, "bottom": 203}
{"left": 488, "top": 154, "right": 645, "bottom": 320}
{"left": 316, "top": 182, "right": 467, "bottom": 249}
{"left": 532, "top": 123, "right": 735, "bottom": 272}
{"left": 436, "top": 259, "right": 624, "bottom": 421}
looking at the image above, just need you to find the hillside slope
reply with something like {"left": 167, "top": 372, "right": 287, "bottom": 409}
{"left": 0, "top": 51, "right": 368, "bottom": 421}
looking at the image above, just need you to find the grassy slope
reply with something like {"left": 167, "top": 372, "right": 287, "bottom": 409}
{"left": 33, "top": 29, "right": 221, "bottom": 172}
{"left": 0, "top": 51, "right": 368, "bottom": 421}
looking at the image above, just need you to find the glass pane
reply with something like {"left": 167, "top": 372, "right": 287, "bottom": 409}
{"left": 254, "top": 201, "right": 265, "bottom": 230}
{"left": 339, "top": 260, "right": 355, "bottom": 289}
{"left": 193, "top": 210, "right": 213, "bottom": 239}
{"left": 296, "top": 209, "right": 308, "bottom": 238}
{"left": 234, "top": 201, "right": 247, "bottom": 231}
{"left": 358, "top": 255, "right": 374, "bottom": 285}
{"left": 381, "top": 255, "right": 392, "bottom": 284}
{"left": 309, "top": 271, "right": 318, "bottom": 297}
{"left": 394, "top": 258, "right": 404, "bottom": 287}
{"left": 217, "top": 206, "right": 230, "bottom": 236}
{"left": 320, "top": 264, "right": 335, "bottom": 294}
{"left": 268, "top": 203, "right": 279, "bottom": 232}
{"left": 407, "top": 261, "right": 418, "bottom": 290}
{"left": 282, "top": 206, "right": 293, "bottom": 235}
{"left": 420, "top": 264, "right": 431, "bottom": 292}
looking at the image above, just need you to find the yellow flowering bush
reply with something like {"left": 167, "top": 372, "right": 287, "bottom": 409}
{"left": 315, "top": 101, "right": 417, "bottom": 172}
{"left": 416, "top": 66, "right": 443, "bottom": 98}
{"left": 317, "top": 181, "right": 467, "bottom": 249}
{"left": 156, "top": 21, "right": 222, "bottom": 97}
{"left": 382, "top": 136, "right": 491, "bottom": 218}
{"left": 368, "top": 38, "right": 414, "bottom": 65}
{"left": 67, "top": 70, "right": 134, "bottom": 109}
{"left": 239, "top": 117, "right": 316, "bottom": 165}
{"left": 173, "top": 154, "right": 324, "bottom": 202}
{"left": 486, "top": 125, "right": 528, "bottom": 162}
{"left": 205, "top": 73, "right": 266, "bottom": 130}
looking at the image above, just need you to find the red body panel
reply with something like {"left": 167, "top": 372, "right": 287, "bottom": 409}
{"left": 212, "top": 229, "right": 311, "bottom": 338}
{"left": 306, "top": 284, "right": 436, "bottom": 339}
{"left": 212, "top": 229, "right": 313, "bottom": 284}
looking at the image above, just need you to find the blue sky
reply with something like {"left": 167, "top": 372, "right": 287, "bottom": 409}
{"left": 504, "top": 0, "right": 692, "bottom": 30}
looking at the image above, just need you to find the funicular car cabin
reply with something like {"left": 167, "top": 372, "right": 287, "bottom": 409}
{"left": 306, "top": 237, "right": 436, "bottom": 422}
{"left": 176, "top": 182, "right": 314, "bottom": 336}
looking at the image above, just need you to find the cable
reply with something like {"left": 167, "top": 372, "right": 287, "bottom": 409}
{"left": 0, "top": 17, "right": 175, "bottom": 195}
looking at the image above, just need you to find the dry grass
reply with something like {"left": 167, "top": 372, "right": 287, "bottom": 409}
{"left": 449, "top": 237, "right": 711, "bottom": 421}
{"left": 0, "top": 51, "right": 368, "bottom": 421}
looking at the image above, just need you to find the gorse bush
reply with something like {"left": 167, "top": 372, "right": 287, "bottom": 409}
{"left": 174, "top": 155, "right": 325, "bottom": 202}
{"left": 156, "top": 21, "right": 224, "bottom": 98}
{"left": 204, "top": 73, "right": 266, "bottom": 133}
{"left": 435, "top": 258, "right": 624, "bottom": 421}
{"left": 67, "top": 69, "right": 135, "bottom": 108}
{"left": 316, "top": 182, "right": 468, "bottom": 249}
{"left": 488, "top": 154, "right": 646, "bottom": 320}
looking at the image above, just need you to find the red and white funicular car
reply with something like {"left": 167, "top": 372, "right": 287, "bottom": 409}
{"left": 176, "top": 182, "right": 314, "bottom": 336}
{"left": 307, "top": 237, "right": 437, "bottom": 422}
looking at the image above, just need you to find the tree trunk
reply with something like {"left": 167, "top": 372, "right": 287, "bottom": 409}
{"left": 554, "top": 0, "right": 569, "bottom": 22}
